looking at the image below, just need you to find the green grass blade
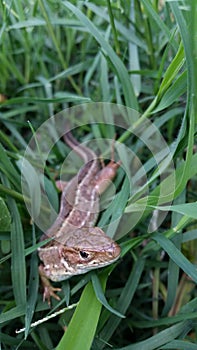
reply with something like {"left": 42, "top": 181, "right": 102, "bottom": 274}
{"left": 150, "top": 202, "right": 197, "bottom": 220}
{"left": 0, "top": 332, "right": 35, "bottom": 348}
{"left": 99, "top": 257, "right": 145, "bottom": 348}
{"left": 162, "top": 192, "right": 185, "bottom": 316}
{"left": 1, "top": 95, "right": 91, "bottom": 106}
{"left": 0, "top": 305, "right": 26, "bottom": 324}
{"left": 56, "top": 272, "right": 108, "bottom": 350}
{"left": 91, "top": 272, "right": 125, "bottom": 318}
{"left": 98, "top": 175, "right": 129, "bottom": 238}
{"left": 62, "top": 1, "right": 138, "bottom": 109}
{"left": 86, "top": 3, "right": 147, "bottom": 50}
{"left": 153, "top": 71, "right": 187, "bottom": 113}
{"left": 169, "top": 2, "right": 196, "bottom": 193}
{"left": 8, "top": 197, "right": 26, "bottom": 306}
{"left": 141, "top": 0, "right": 178, "bottom": 50}
{"left": 161, "top": 339, "right": 197, "bottom": 349}
{"left": 157, "top": 43, "right": 185, "bottom": 100}
{"left": 116, "top": 322, "right": 192, "bottom": 350}
{"left": 17, "top": 157, "right": 42, "bottom": 220}
{"left": 153, "top": 233, "right": 197, "bottom": 284}
{"left": 25, "top": 225, "right": 39, "bottom": 339}
{"left": 0, "top": 143, "right": 21, "bottom": 190}
{"left": 0, "top": 197, "right": 11, "bottom": 231}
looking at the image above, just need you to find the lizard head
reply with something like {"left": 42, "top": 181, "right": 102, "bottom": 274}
{"left": 39, "top": 227, "right": 121, "bottom": 282}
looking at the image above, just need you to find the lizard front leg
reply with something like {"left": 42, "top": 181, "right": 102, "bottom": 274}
{"left": 39, "top": 265, "right": 62, "bottom": 306}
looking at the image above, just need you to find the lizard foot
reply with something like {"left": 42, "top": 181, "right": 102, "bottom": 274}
{"left": 39, "top": 265, "right": 62, "bottom": 306}
{"left": 43, "top": 285, "right": 62, "bottom": 306}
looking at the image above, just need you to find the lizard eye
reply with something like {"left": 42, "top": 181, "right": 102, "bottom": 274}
{"left": 79, "top": 250, "right": 89, "bottom": 259}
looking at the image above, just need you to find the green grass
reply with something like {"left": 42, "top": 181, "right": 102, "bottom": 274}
{"left": 1, "top": 1, "right": 197, "bottom": 349}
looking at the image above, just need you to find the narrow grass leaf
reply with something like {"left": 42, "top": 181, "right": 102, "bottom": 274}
{"left": 0, "top": 332, "right": 34, "bottom": 348}
{"left": 150, "top": 202, "right": 197, "bottom": 220}
{"left": 62, "top": 1, "right": 138, "bottom": 109}
{"left": 153, "top": 233, "right": 197, "bottom": 284}
{"left": 0, "top": 143, "right": 21, "bottom": 190}
{"left": 99, "top": 175, "right": 129, "bottom": 231}
{"left": 44, "top": 175, "right": 59, "bottom": 213}
{"left": 0, "top": 197, "right": 11, "bottom": 231}
{"left": 9, "top": 198, "right": 26, "bottom": 305}
{"left": 1, "top": 95, "right": 91, "bottom": 105}
{"left": 1, "top": 173, "right": 26, "bottom": 306}
{"left": 161, "top": 238, "right": 180, "bottom": 316}
{"left": 56, "top": 273, "right": 108, "bottom": 350}
{"left": 182, "top": 229, "right": 197, "bottom": 243}
{"left": 8, "top": 18, "right": 82, "bottom": 30}
{"left": 0, "top": 53, "right": 25, "bottom": 84}
{"left": 91, "top": 272, "right": 125, "bottom": 318}
{"left": 153, "top": 71, "right": 187, "bottom": 113}
{"left": 116, "top": 321, "right": 192, "bottom": 350}
{"left": 0, "top": 130, "right": 18, "bottom": 152}
{"left": 170, "top": 3, "right": 196, "bottom": 192}
{"left": 126, "top": 152, "right": 197, "bottom": 214}
{"left": 162, "top": 192, "right": 185, "bottom": 316}
{"left": 156, "top": 43, "right": 185, "bottom": 101}
{"left": 129, "top": 1, "right": 141, "bottom": 96}
{"left": 51, "top": 61, "right": 91, "bottom": 82}
{"left": 3, "top": 122, "right": 28, "bottom": 149}
{"left": 161, "top": 339, "right": 197, "bottom": 349}
{"left": 100, "top": 53, "right": 110, "bottom": 102}
{"left": 84, "top": 53, "right": 101, "bottom": 95}
{"left": 180, "top": 296, "right": 197, "bottom": 314}
{"left": 17, "top": 157, "right": 41, "bottom": 220}
{"left": 141, "top": 0, "right": 178, "bottom": 50}
{"left": 99, "top": 257, "right": 145, "bottom": 347}
{"left": 0, "top": 105, "right": 38, "bottom": 119}
{"left": 86, "top": 3, "right": 147, "bottom": 50}
{"left": 131, "top": 311, "right": 197, "bottom": 328}
{"left": 25, "top": 225, "right": 39, "bottom": 339}
{"left": 169, "top": 3, "right": 190, "bottom": 80}
{"left": 0, "top": 305, "right": 26, "bottom": 324}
